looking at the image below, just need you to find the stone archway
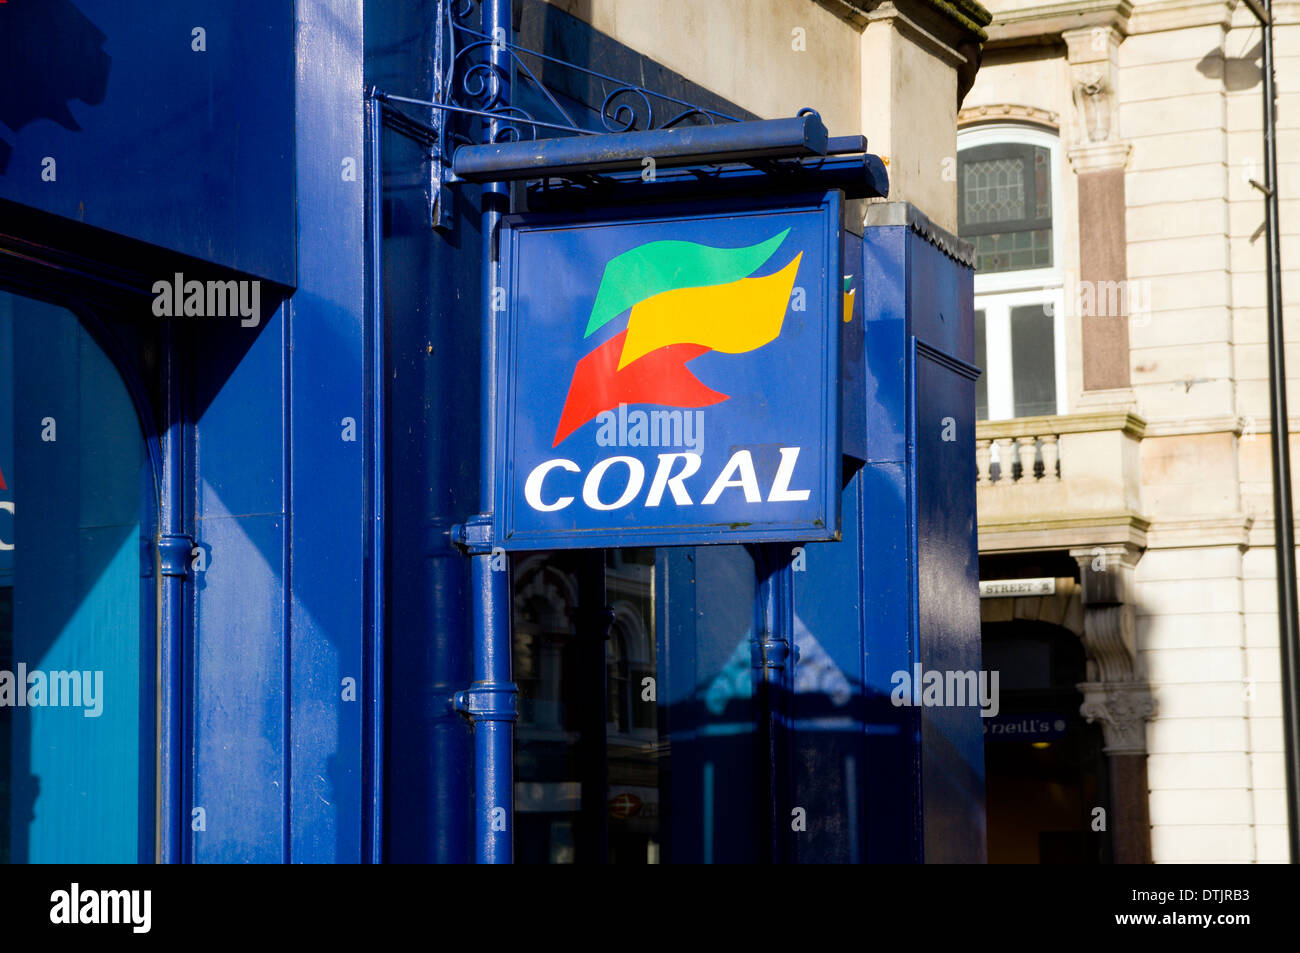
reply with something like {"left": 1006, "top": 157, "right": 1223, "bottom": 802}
{"left": 981, "top": 551, "right": 1154, "bottom": 864}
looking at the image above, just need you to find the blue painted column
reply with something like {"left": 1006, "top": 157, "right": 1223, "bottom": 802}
{"left": 286, "top": 0, "right": 367, "bottom": 863}
{"left": 860, "top": 204, "right": 984, "bottom": 862}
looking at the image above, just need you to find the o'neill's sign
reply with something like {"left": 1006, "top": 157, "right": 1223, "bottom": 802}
{"left": 494, "top": 195, "right": 844, "bottom": 549}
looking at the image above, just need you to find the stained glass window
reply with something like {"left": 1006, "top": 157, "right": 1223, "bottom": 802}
{"left": 959, "top": 143, "right": 1053, "bottom": 274}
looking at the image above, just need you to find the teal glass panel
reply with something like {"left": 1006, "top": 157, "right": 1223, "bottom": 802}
{"left": 1, "top": 291, "right": 152, "bottom": 863}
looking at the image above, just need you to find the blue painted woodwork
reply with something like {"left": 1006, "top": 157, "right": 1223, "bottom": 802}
{"left": 365, "top": 0, "right": 480, "bottom": 864}
{"left": 288, "top": 0, "right": 367, "bottom": 865}
{"left": 0, "top": 0, "right": 295, "bottom": 285}
{"left": 2, "top": 0, "right": 370, "bottom": 863}
{"left": 855, "top": 205, "right": 984, "bottom": 861}
{"left": 0, "top": 0, "right": 983, "bottom": 864}
{"left": 183, "top": 0, "right": 367, "bottom": 863}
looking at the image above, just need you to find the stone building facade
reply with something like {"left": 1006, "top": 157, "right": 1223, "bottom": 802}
{"left": 964, "top": 0, "right": 1294, "bottom": 862}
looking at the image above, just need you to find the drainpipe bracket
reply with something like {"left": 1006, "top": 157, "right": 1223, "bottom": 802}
{"left": 752, "top": 636, "right": 793, "bottom": 670}
{"left": 451, "top": 514, "right": 496, "bottom": 555}
{"left": 454, "top": 681, "right": 520, "bottom": 722}
{"left": 157, "top": 533, "right": 196, "bottom": 579}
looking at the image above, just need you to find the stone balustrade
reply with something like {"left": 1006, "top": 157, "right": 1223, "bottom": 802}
{"left": 974, "top": 409, "right": 1149, "bottom": 554}
{"left": 976, "top": 432, "right": 1060, "bottom": 484}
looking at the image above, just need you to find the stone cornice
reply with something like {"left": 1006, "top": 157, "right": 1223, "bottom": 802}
{"left": 1127, "top": 0, "right": 1238, "bottom": 34}
{"left": 977, "top": 511, "right": 1150, "bottom": 552}
{"left": 982, "top": 0, "right": 1250, "bottom": 44}
{"left": 1230, "top": 1, "right": 1300, "bottom": 26}
{"left": 1245, "top": 518, "right": 1300, "bottom": 546}
{"left": 975, "top": 409, "right": 1147, "bottom": 440}
{"left": 914, "top": 0, "right": 996, "bottom": 39}
{"left": 984, "top": 0, "right": 1132, "bottom": 47}
{"left": 1142, "top": 414, "right": 1244, "bottom": 438}
{"left": 863, "top": 3, "right": 973, "bottom": 66}
{"left": 815, "top": 0, "right": 993, "bottom": 41}
{"left": 975, "top": 0, "right": 1300, "bottom": 50}
{"left": 831, "top": 0, "right": 991, "bottom": 104}
{"left": 1145, "top": 514, "right": 1253, "bottom": 549}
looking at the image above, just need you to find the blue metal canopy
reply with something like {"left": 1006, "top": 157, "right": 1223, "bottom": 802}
{"left": 451, "top": 113, "right": 830, "bottom": 181}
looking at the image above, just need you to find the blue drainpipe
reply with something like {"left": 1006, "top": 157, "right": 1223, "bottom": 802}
{"left": 453, "top": 0, "right": 517, "bottom": 864}
{"left": 364, "top": 95, "right": 386, "bottom": 864}
{"left": 157, "top": 322, "right": 192, "bottom": 864}
{"left": 754, "top": 544, "right": 794, "bottom": 863}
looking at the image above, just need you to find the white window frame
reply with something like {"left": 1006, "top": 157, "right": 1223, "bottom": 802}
{"left": 975, "top": 288, "right": 1066, "bottom": 420}
{"left": 959, "top": 123, "right": 1067, "bottom": 419}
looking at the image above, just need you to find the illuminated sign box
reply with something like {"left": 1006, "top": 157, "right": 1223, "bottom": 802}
{"left": 494, "top": 194, "right": 843, "bottom": 549}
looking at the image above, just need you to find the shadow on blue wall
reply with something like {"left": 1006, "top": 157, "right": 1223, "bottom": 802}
{"left": 0, "top": 0, "right": 295, "bottom": 283}
{"left": 0, "top": 0, "right": 111, "bottom": 175}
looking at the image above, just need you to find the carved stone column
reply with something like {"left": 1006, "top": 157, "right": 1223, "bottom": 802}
{"left": 1081, "top": 680, "right": 1155, "bottom": 754}
{"left": 1064, "top": 23, "right": 1133, "bottom": 395}
{"left": 1071, "top": 543, "right": 1153, "bottom": 864}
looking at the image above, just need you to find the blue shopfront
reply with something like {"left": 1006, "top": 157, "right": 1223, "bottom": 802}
{"left": 0, "top": 0, "right": 983, "bottom": 863}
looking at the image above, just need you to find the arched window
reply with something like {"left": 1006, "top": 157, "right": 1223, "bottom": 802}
{"left": 958, "top": 124, "right": 1066, "bottom": 421}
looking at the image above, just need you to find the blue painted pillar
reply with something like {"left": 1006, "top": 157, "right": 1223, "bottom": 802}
{"left": 286, "top": 0, "right": 367, "bottom": 863}
{"left": 860, "top": 203, "right": 984, "bottom": 863}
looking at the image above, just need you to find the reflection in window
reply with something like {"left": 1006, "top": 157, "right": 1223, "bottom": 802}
{"left": 513, "top": 548, "right": 660, "bottom": 864}
{"left": 0, "top": 290, "right": 153, "bottom": 862}
{"left": 1011, "top": 304, "right": 1057, "bottom": 418}
{"left": 512, "top": 544, "right": 761, "bottom": 863}
{"left": 974, "top": 309, "right": 988, "bottom": 421}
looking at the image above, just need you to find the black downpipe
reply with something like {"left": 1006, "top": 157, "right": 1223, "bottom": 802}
{"left": 1258, "top": 0, "right": 1300, "bottom": 863}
